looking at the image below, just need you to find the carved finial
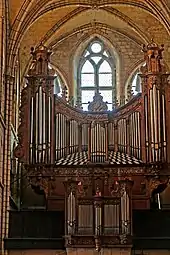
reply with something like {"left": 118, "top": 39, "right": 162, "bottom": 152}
{"left": 95, "top": 185, "right": 101, "bottom": 197}
{"left": 28, "top": 43, "right": 52, "bottom": 76}
{"left": 75, "top": 92, "right": 83, "bottom": 110}
{"left": 142, "top": 39, "right": 164, "bottom": 74}
{"left": 88, "top": 92, "right": 108, "bottom": 112}
{"left": 61, "top": 86, "right": 68, "bottom": 101}
{"left": 94, "top": 236, "right": 101, "bottom": 252}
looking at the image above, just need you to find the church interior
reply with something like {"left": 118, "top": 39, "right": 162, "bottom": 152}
{"left": 0, "top": 1, "right": 170, "bottom": 255}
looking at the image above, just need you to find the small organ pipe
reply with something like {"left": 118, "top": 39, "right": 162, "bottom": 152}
{"left": 88, "top": 124, "right": 91, "bottom": 161}
{"left": 105, "top": 123, "right": 108, "bottom": 161}
{"left": 66, "top": 120, "right": 70, "bottom": 154}
{"left": 114, "top": 122, "right": 118, "bottom": 152}
{"left": 126, "top": 119, "right": 130, "bottom": 155}
{"left": 78, "top": 124, "right": 82, "bottom": 152}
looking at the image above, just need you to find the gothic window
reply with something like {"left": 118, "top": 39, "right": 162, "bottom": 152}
{"left": 54, "top": 74, "right": 63, "bottom": 97}
{"left": 131, "top": 73, "right": 142, "bottom": 95}
{"left": 78, "top": 40, "right": 116, "bottom": 111}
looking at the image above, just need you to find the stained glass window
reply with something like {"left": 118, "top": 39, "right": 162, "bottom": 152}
{"left": 78, "top": 39, "right": 116, "bottom": 111}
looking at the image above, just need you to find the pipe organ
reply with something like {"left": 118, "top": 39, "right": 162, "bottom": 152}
{"left": 141, "top": 42, "right": 168, "bottom": 163}
{"left": 14, "top": 41, "right": 170, "bottom": 251}
{"left": 18, "top": 92, "right": 143, "bottom": 165}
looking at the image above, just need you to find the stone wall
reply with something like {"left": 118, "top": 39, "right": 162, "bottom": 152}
{"left": 50, "top": 28, "right": 143, "bottom": 102}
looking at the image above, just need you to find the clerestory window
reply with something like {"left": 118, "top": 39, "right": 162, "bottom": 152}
{"left": 78, "top": 40, "right": 116, "bottom": 111}
{"left": 131, "top": 73, "right": 142, "bottom": 95}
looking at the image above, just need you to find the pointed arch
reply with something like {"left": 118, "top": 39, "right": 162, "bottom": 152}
{"left": 124, "top": 62, "right": 144, "bottom": 102}
{"left": 73, "top": 35, "right": 120, "bottom": 110}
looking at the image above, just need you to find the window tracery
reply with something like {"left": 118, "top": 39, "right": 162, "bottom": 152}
{"left": 78, "top": 39, "right": 116, "bottom": 111}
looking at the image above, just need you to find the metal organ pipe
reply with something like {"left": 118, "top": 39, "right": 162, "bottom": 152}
{"left": 121, "top": 187, "right": 130, "bottom": 235}
{"left": 157, "top": 90, "right": 161, "bottom": 160}
{"left": 30, "top": 93, "right": 144, "bottom": 164}
{"left": 66, "top": 120, "right": 70, "bottom": 154}
{"left": 108, "top": 122, "right": 114, "bottom": 151}
{"left": 150, "top": 89, "right": 155, "bottom": 161}
{"left": 88, "top": 124, "right": 91, "bottom": 161}
{"left": 35, "top": 91, "right": 38, "bottom": 163}
{"left": 162, "top": 94, "right": 167, "bottom": 160}
{"left": 43, "top": 92, "right": 46, "bottom": 162}
{"left": 144, "top": 95, "right": 149, "bottom": 161}
{"left": 137, "top": 112, "right": 141, "bottom": 159}
{"left": 78, "top": 124, "right": 82, "bottom": 152}
{"left": 67, "top": 192, "right": 76, "bottom": 235}
{"left": 82, "top": 124, "right": 88, "bottom": 151}
{"left": 48, "top": 95, "right": 51, "bottom": 163}
{"left": 55, "top": 113, "right": 67, "bottom": 160}
{"left": 135, "top": 113, "right": 138, "bottom": 158}
{"left": 118, "top": 119, "right": 127, "bottom": 154}
{"left": 72, "top": 120, "right": 78, "bottom": 153}
{"left": 105, "top": 123, "right": 108, "bottom": 161}
{"left": 153, "top": 85, "right": 158, "bottom": 161}
{"left": 30, "top": 97, "right": 34, "bottom": 164}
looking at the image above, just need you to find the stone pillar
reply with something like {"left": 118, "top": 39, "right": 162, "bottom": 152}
{"left": 1, "top": 75, "right": 14, "bottom": 253}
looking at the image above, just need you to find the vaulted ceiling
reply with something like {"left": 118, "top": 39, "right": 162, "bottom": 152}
{"left": 8, "top": 0, "right": 170, "bottom": 86}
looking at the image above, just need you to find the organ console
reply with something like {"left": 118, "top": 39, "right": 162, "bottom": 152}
{"left": 14, "top": 41, "right": 170, "bottom": 250}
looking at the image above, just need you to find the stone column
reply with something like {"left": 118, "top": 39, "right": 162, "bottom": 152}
{"left": 1, "top": 75, "right": 14, "bottom": 253}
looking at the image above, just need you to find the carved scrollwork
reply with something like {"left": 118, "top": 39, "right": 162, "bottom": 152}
{"left": 63, "top": 179, "right": 79, "bottom": 195}
{"left": 120, "top": 234, "right": 128, "bottom": 245}
{"left": 147, "top": 176, "right": 169, "bottom": 196}
{"left": 28, "top": 175, "right": 49, "bottom": 196}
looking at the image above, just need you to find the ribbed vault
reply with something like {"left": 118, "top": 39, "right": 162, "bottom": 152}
{"left": 7, "top": 0, "right": 170, "bottom": 100}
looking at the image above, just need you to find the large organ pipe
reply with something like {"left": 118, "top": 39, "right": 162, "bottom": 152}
{"left": 55, "top": 113, "right": 67, "bottom": 159}
{"left": 153, "top": 85, "right": 158, "bottom": 161}
{"left": 48, "top": 95, "right": 51, "bottom": 163}
{"left": 119, "top": 180, "right": 133, "bottom": 235}
{"left": 132, "top": 113, "right": 135, "bottom": 156}
{"left": 144, "top": 95, "right": 149, "bottom": 161}
{"left": 68, "top": 192, "right": 76, "bottom": 234}
{"left": 35, "top": 91, "right": 38, "bottom": 162}
{"left": 150, "top": 89, "right": 155, "bottom": 161}
{"left": 135, "top": 113, "right": 138, "bottom": 157}
{"left": 162, "top": 94, "right": 167, "bottom": 160}
{"left": 157, "top": 89, "right": 161, "bottom": 160}
{"left": 64, "top": 180, "right": 78, "bottom": 236}
{"left": 30, "top": 97, "right": 34, "bottom": 163}
{"left": 137, "top": 112, "right": 141, "bottom": 159}
{"left": 43, "top": 92, "right": 46, "bottom": 162}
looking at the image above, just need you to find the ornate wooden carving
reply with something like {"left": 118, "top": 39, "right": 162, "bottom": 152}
{"left": 142, "top": 40, "right": 164, "bottom": 74}
{"left": 88, "top": 92, "right": 108, "bottom": 111}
